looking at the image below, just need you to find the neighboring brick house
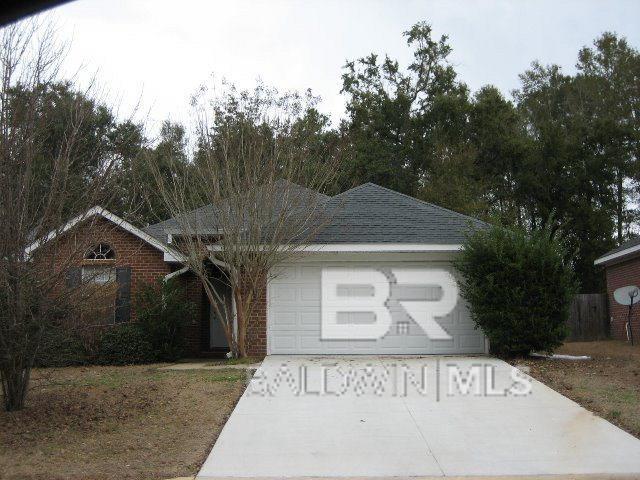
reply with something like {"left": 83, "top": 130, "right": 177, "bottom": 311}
{"left": 32, "top": 182, "right": 491, "bottom": 358}
{"left": 595, "top": 239, "right": 640, "bottom": 341}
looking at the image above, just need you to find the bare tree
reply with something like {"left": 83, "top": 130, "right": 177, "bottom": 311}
{"left": 150, "top": 82, "right": 339, "bottom": 357}
{"left": 0, "top": 20, "right": 118, "bottom": 410}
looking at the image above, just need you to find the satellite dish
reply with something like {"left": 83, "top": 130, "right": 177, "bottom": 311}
{"left": 614, "top": 285, "right": 640, "bottom": 306}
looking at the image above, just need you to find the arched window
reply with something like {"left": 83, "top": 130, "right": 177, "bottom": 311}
{"left": 82, "top": 243, "right": 116, "bottom": 284}
{"left": 85, "top": 243, "right": 115, "bottom": 260}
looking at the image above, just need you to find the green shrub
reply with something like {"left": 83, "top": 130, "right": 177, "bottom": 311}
{"left": 34, "top": 325, "right": 88, "bottom": 367}
{"left": 135, "top": 279, "right": 194, "bottom": 362}
{"left": 34, "top": 304, "right": 93, "bottom": 367}
{"left": 456, "top": 226, "right": 577, "bottom": 357}
{"left": 95, "top": 323, "right": 154, "bottom": 365}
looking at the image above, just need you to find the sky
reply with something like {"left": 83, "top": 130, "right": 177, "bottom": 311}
{"left": 34, "top": 0, "right": 640, "bottom": 139}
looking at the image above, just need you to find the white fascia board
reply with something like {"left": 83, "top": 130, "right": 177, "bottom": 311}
{"left": 164, "top": 266, "right": 189, "bottom": 281}
{"left": 97, "top": 209, "right": 185, "bottom": 260}
{"left": 26, "top": 206, "right": 186, "bottom": 263}
{"left": 205, "top": 243, "right": 463, "bottom": 253}
{"left": 163, "top": 251, "right": 183, "bottom": 262}
{"left": 165, "top": 250, "right": 229, "bottom": 269}
{"left": 164, "top": 228, "right": 223, "bottom": 235}
{"left": 25, "top": 206, "right": 102, "bottom": 256}
{"left": 301, "top": 244, "right": 463, "bottom": 252}
{"left": 594, "top": 243, "right": 640, "bottom": 266}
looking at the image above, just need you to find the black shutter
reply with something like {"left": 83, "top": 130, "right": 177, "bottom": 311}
{"left": 66, "top": 267, "right": 81, "bottom": 288}
{"left": 115, "top": 266, "right": 132, "bottom": 323}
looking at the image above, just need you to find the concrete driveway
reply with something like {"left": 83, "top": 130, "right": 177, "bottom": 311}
{"left": 198, "top": 356, "right": 640, "bottom": 478}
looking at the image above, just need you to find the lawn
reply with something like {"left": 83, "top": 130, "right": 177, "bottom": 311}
{"left": 519, "top": 340, "right": 640, "bottom": 439}
{"left": 206, "top": 356, "right": 262, "bottom": 366}
{"left": 0, "top": 364, "right": 249, "bottom": 480}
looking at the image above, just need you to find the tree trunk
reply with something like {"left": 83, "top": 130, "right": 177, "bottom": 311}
{"left": 1, "top": 364, "right": 31, "bottom": 411}
{"left": 616, "top": 171, "right": 624, "bottom": 243}
{"left": 233, "top": 289, "right": 247, "bottom": 358}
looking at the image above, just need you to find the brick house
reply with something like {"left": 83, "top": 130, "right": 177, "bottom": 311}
{"left": 31, "top": 182, "right": 490, "bottom": 358}
{"left": 595, "top": 239, "right": 640, "bottom": 341}
{"left": 26, "top": 207, "right": 213, "bottom": 356}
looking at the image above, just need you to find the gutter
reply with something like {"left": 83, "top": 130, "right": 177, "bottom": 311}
{"left": 594, "top": 243, "right": 640, "bottom": 266}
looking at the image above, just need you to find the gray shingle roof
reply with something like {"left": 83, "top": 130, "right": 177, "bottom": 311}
{"left": 144, "top": 181, "right": 488, "bottom": 245}
{"left": 313, "top": 183, "right": 487, "bottom": 244}
{"left": 144, "top": 180, "right": 330, "bottom": 242}
{"left": 596, "top": 236, "right": 640, "bottom": 262}
{"left": 144, "top": 203, "right": 219, "bottom": 242}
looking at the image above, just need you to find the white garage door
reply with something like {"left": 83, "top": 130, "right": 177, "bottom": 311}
{"left": 267, "top": 262, "right": 486, "bottom": 355}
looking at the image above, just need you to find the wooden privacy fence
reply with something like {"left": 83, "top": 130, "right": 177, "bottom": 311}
{"left": 565, "top": 293, "right": 609, "bottom": 341}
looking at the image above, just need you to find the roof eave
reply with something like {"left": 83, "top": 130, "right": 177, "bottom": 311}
{"left": 594, "top": 244, "right": 640, "bottom": 266}
{"left": 26, "top": 206, "right": 186, "bottom": 263}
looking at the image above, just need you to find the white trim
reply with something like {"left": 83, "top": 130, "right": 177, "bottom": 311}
{"left": 165, "top": 227, "right": 224, "bottom": 235}
{"left": 266, "top": 278, "right": 271, "bottom": 355}
{"left": 301, "top": 244, "right": 463, "bottom": 252}
{"left": 164, "top": 251, "right": 183, "bottom": 262}
{"left": 207, "top": 243, "right": 463, "bottom": 253}
{"left": 164, "top": 266, "right": 189, "bottom": 282}
{"left": 594, "top": 243, "right": 640, "bottom": 266}
{"left": 26, "top": 206, "right": 186, "bottom": 262}
{"left": 163, "top": 251, "right": 230, "bottom": 268}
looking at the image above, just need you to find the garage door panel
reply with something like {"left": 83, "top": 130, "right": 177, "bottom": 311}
{"left": 300, "top": 311, "right": 320, "bottom": 325}
{"left": 273, "top": 266, "right": 296, "bottom": 280}
{"left": 271, "top": 311, "right": 297, "bottom": 327}
{"left": 268, "top": 261, "right": 485, "bottom": 355}
{"left": 269, "top": 285, "right": 297, "bottom": 303}
{"left": 270, "top": 334, "right": 297, "bottom": 350}
{"left": 300, "top": 265, "right": 321, "bottom": 279}
{"left": 459, "top": 334, "right": 485, "bottom": 349}
{"left": 271, "top": 309, "right": 318, "bottom": 330}
{"left": 300, "top": 337, "right": 354, "bottom": 352}
{"left": 300, "top": 286, "right": 321, "bottom": 301}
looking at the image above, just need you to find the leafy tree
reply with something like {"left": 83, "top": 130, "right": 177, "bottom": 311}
{"left": 114, "top": 120, "right": 188, "bottom": 225}
{"left": 339, "top": 22, "right": 463, "bottom": 194}
{"left": 456, "top": 226, "right": 577, "bottom": 357}
{"left": 7, "top": 80, "right": 149, "bottom": 224}
{"left": 417, "top": 144, "right": 489, "bottom": 218}
{"left": 576, "top": 32, "right": 640, "bottom": 242}
{"left": 7, "top": 82, "right": 118, "bottom": 214}
{"left": 468, "top": 86, "right": 531, "bottom": 226}
{"left": 337, "top": 25, "right": 640, "bottom": 291}
{"left": 514, "top": 62, "right": 617, "bottom": 291}
{"left": 290, "top": 108, "right": 342, "bottom": 194}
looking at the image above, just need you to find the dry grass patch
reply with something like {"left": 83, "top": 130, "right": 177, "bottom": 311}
{"left": 205, "top": 356, "right": 263, "bottom": 367}
{"left": 0, "top": 364, "right": 248, "bottom": 480}
{"left": 518, "top": 340, "right": 640, "bottom": 439}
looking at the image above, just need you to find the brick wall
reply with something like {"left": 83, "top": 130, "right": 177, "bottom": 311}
{"left": 245, "top": 277, "right": 268, "bottom": 357}
{"left": 605, "top": 256, "right": 640, "bottom": 340}
{"left": 37, "top": 215, "right": 269, "bottom": 357}
{"left": 36, "top": 216, "right": 207, "bottom": 353}
{"left": 180, "top": 271, "right": 205, "bottom": 357}
{"left": 38, "top": 216, "right": 171, "bottom": 319}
